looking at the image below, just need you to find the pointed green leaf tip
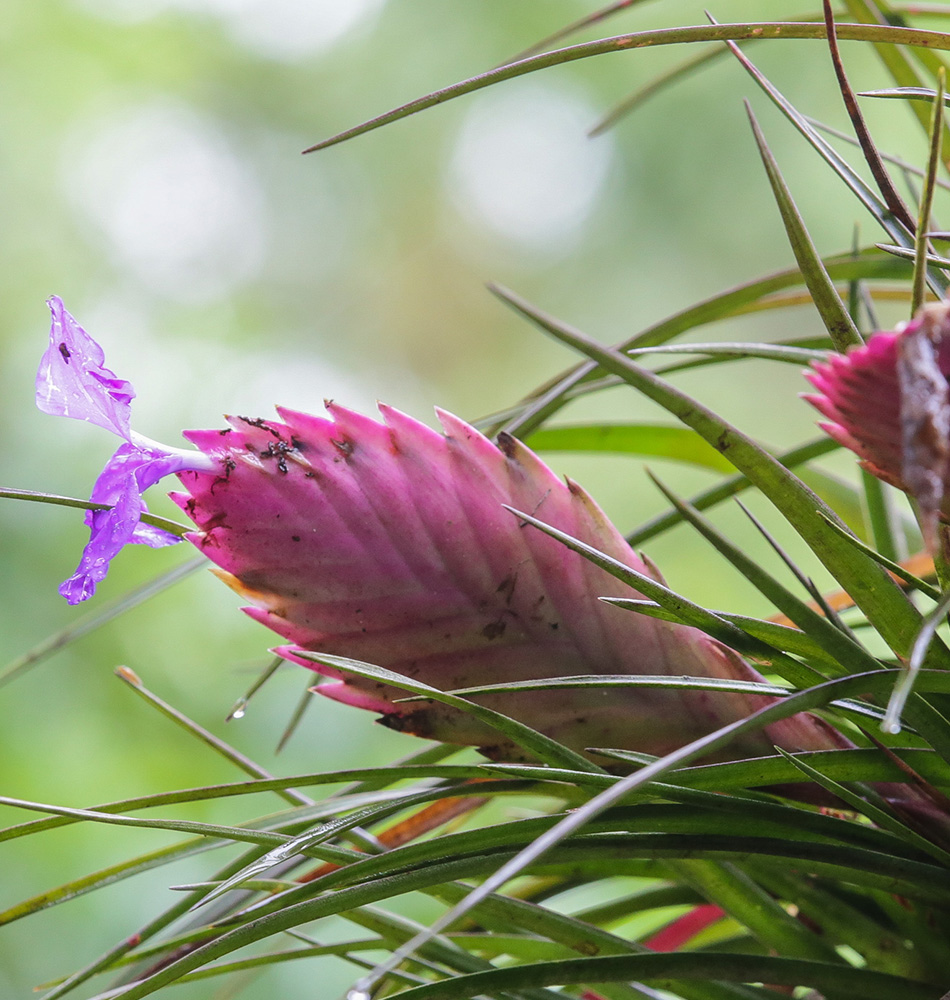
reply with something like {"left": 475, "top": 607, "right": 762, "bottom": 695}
{"left": 172, "top": 402, "right": 845, "bottom": 763}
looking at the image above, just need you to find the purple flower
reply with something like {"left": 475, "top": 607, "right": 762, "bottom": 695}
{"left": 37, "top": 297, "right": 214, "bottom": 604}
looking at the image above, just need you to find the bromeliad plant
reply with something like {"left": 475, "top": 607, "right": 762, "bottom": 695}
{"left": 8, "top": 3, "right": 950, "bottom": 1000}
{"left": 36, "top": 297, "right": 851, "bottom": 764}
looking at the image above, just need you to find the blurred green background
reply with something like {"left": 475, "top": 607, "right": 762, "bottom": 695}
{"left": 0, "top": 1, "right": 936, "bottom": 995}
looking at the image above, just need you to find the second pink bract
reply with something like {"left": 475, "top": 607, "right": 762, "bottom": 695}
{"left": 805, "top": 301, "right": 950, "bottom": 541}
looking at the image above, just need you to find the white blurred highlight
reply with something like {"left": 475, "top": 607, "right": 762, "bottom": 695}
{"left": 76, "top": 0, "right": 385, "bottom": 60}
{"left": 448, "top": 83, "right": 614, "bottom": 253}
{"left": 65, "top": 101, "right": 267, "bottom": 303}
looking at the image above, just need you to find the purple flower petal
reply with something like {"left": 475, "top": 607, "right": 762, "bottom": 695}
{"left": 36, "top": 296, "right": 135, "bottom": 439}
{"left": 34, "top": 297, "right": 219, "bottom": 602}
{"left": 90, "top": 441, "right": 198, "bottom": 545}
{"left": 59, "top": 441, "right": 207, "bottom": 605}
{"left": 60, "top": 464, "right": 145, "bottom": 604}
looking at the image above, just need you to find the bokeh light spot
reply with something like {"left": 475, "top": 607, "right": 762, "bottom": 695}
{"left": 448, "top": 82, "right": 614, "bottom": 253}
{"left": 65, "top": 101, "right": 267, "bottom": 303}
{"left": 77, "top": 0, "right": 386, "bottom": 60}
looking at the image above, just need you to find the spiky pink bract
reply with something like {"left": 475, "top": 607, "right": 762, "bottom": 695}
{"left": 805, "top": 332, "right": 904, "bottom": 484}
{"left": 173, "top": 403, "right": 844, "bottom": 762}
{"left": 804, "top": 302, "right": 950, "bottom": 535}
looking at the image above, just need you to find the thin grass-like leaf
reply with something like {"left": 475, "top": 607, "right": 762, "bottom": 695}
{"left": 275, "top": 682, "right": 314, "bottom": 754}
{"left": 574, "top": 884, "right": 702, "bottom": 927}
{"left": 775, "top": 747, "right": 950, "bottom": 866}
{"left": 642, "top": 475, "right": 876, "bottom": 675}
{"left": 420, "top": 883, "right": 670, "bottom": 972}
{"left": 0, "top": 764, "right": 492, "bottom": 844}
{"left": 733, "top": 497, "right": 857, "bottom": 638}
{"left": 375, "top": 952, "right": 942, "bottom": 1000}
{"left": 875, "top": 243, "right": 950, "bottom": 269}
{"left": 603, "top": 342, "right": 829, "bottom": 365}
{"left": 664, "top": 341, "right": 830, "bottom": 362}
{"left": 0, "top": 794, "right": 290, "bottom": 849}
{"left": 844, "top": 0, "right": 950, "bottom": 164}
{"left": 298, "top": 653, "right": 604, "bottom": 775}
{"left": 303, "top": 22, "right": 950, "bottom": 155}
{"left": 588, "top": 745, "right": 950, "bottom": 792}
{"left": 603, "top": 600, "right": 839, "bottom": 671}
{"left": 744, "top": 104, "right": 861, "bottom": 350}
{"left": 227, "top": 655, "right": 284, "bottom": 723}
{"left": 861, "top": 469, "right": 907, "bottom": 564}
{"left": 115, "top": 668, "right": 314, "bottom": 808}
{"left": 725, "top": 289, "right": 908, "bottom": 319}
{"left": 861, "top": 86, "right": 950, "bottom": 104}
{"left": 744, "top": 862, "right": 927, "bottom": 978}
{"left": 0, "top": 839, "right": 224, "bottom": 927}
{"left": 501, "top": 0, "right": 650, "bottom": 66}
{"left": 170, "top": 879, "right": 296, "bottom": 892}
{"left": 883, "top": 586, "right": 950, "bottom": 734}
{"left": 443, "top": 674, "right": 892, "bottom": 730}
{"left": 668, "top": 859, "right": 840, "bottom": 963}
{"left": 591, "top": 44, "right": 736, "bottom": 137}
{"left": 446, "top": 674, "right": 794, "bottom": 701}
{"left": 896, "top": 4, "right": 950, "bottom": 20}
{"left": 337, "top": 905, "right": 567, "bottom": 1000}
{"left": 884, "top": 0, "right": 950, "bottom": 132}
{"left": 0, "top": 487, "right": 188, "bottom": 537}
{"left": 805, "top": 114, "right": 950, "bottom": 193}
{"left": 526, "top": 423, "right": 735, "bottom": 472}
{"left": 626, "top": 438, "right": 856, "bottom": 547}
{"left": 156, "top": 939, "right": 386, "bottom": 984}
{"left": 824, "top": 0, "right": 917, "bottom": 231}
{"left": 817, "top": 513, "right": 938, "bottom": 599}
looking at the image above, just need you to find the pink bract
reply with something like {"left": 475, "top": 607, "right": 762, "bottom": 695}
{"left": 172, "top": 403, "right": 844, "bottom": 762}
{"left": 804, "top": 302, "right": 950, "bottom": 535}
